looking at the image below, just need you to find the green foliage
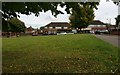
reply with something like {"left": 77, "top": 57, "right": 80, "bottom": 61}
{"left": 40, "top": 26, "right": 45, "bottom": 30}
{"left": 8, "top": 18, "right": 26, "bottom": 32}
{"left": 2, "top": 18, "right": 9, "bottom": 32}
{"left": 2, "top": 2, "right": 99, "bottom": 19}
{"left": 2, "top": 2, "right": 99, "bottom": 32}
{"left": 2, "top": 18, "right": 26, "bottom": 32}
{"left": 115, "top": 15, "right": 120, "bottom": 26}
{"left": 113, "top": 1, "right": 119, "bottom": 5}
{"left": 69, "top": 2, "right": 99, "bottom": 30}
{"left": 2, "top": 2, "right": 63, "bottom": 19}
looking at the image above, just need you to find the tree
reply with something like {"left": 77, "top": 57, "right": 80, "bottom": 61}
{"left": 69, "top": 2, "right": 98, "bottom": 32}
{"left": 115, "top": 15, "right": 120, "bottom": 27}
{"left": 113, "top": 0, "right": 119, "bottom": 5}
{"left": 2, "top": 2, "right": 63, "bottom": 19}
{"left": 2, "top": 2, "right": 99, "bottom": 34}
{"left": 8, "top": 18, "right": 26, "bottom": 33}
{"left": 112, "top": 0, "right": 120, "bottom": 28}
{"left": 2, "top": 2, "right": 99, "bottom": 19}
{"left": 2, "top": 18, "right": 10, "bottom": 32}
{"left": 40, "top": 26, "right": 45, "bottom": 30}
{"left": 2, "top": 18, "right": 26, "bottom": 33}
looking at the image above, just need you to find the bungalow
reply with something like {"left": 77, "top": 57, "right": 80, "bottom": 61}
{"left": 82, "top": 20, "right": 108, "bottom": 34}
{"left": 43, "top": 22, "right": 72, "bottom": 35}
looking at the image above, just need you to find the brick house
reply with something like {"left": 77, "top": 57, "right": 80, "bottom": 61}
{"left": 26, "top": 26, "right": 34, "bottom": 35}
{"left": 43, "top": 22, "right": 72, "bottom": 35}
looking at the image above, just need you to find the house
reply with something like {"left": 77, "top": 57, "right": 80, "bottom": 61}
{"left": 108, "top": 25, "right": 120, "bottom": 35}
{"left": 26, "top": 26, "right": 34, "bottom": 35}
{"left": 32, "top": 28, "right": 39, "bottom": 36}
{"left": 82, "top": 20, "right": 108, "bottom": 34}
{"left": 43, "top": 22, "right": 72, "bottom": 35}
{"left": 26, "top": 26, "right": 40, "bottom": 35}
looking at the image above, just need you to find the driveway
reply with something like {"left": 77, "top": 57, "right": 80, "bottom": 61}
{"left": 93, "top": 34, "right": 119, "bottom": 48}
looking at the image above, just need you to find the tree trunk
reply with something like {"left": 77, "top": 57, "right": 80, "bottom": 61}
{"left": 79, "top": 28, "right": 82, "bottom": 33}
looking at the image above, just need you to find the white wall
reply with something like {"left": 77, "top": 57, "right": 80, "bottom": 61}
{"left": 64, "top": 27, "right": 68, "bottom": 29}
{"left": 88, "top": 25, "right": 106, "bottom": 27}
{"left": 46, "top": 26, "right": 68, "bottom": 29}
{"left": 55, "top": 27, "right": 62, "bottom": 29}
{"left": 48, "top": 31, "right": 57, "bottom": 34}
{"left": 49, "top": 27, "right": 53, "bottom": 29}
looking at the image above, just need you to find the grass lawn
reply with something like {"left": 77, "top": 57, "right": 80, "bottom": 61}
{"left": 2, "top": 34, "right": 119, "bottom": 73}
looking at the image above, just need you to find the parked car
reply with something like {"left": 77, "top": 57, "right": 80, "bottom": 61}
{"left": 57, "top": 32, "right": 67, "bottom": 35}
{"left": 57, "top": 32, "right": 75, "bottom": 35}
{"left": 95, "top": 30, "right": 109, "bottom": 35}
{"left": 95, "top": 31, "right": 101, "bottom": 35}
{"left": 100, "top": 30, "right": 109, "bottom": 34}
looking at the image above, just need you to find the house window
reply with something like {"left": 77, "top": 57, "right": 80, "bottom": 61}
{"left": 64, "top": 27, "right": 68, "bottom": 29}
{"left": 49, "top": 27, "right": 53, "bottom": 29}
{"left": 97, "top": 25, "right": 101, "bottom": 27}
{"left": 56, "top": 27, "right": 61, "bottom": 29}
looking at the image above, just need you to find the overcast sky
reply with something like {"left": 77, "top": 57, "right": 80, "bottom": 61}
{"left": 18, "top": 0, "right": 118, "bottom": 28}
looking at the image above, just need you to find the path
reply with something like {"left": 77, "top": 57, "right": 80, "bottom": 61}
{"left": 93, "top": 34, "right": 119, "bottom": 48}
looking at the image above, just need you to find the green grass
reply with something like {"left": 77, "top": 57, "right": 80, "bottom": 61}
{"left": 2, "top": 34, "right": 119, "bottom": 73}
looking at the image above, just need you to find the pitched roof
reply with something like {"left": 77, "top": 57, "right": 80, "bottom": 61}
{"left": 90, "top": 20, "right": 105, "bottom": 25}
{"left": 26, "top": 26, "right": 34, "bottom": 31}
{"left": 45, "top": 22, "right": 70, "bottom": 27}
